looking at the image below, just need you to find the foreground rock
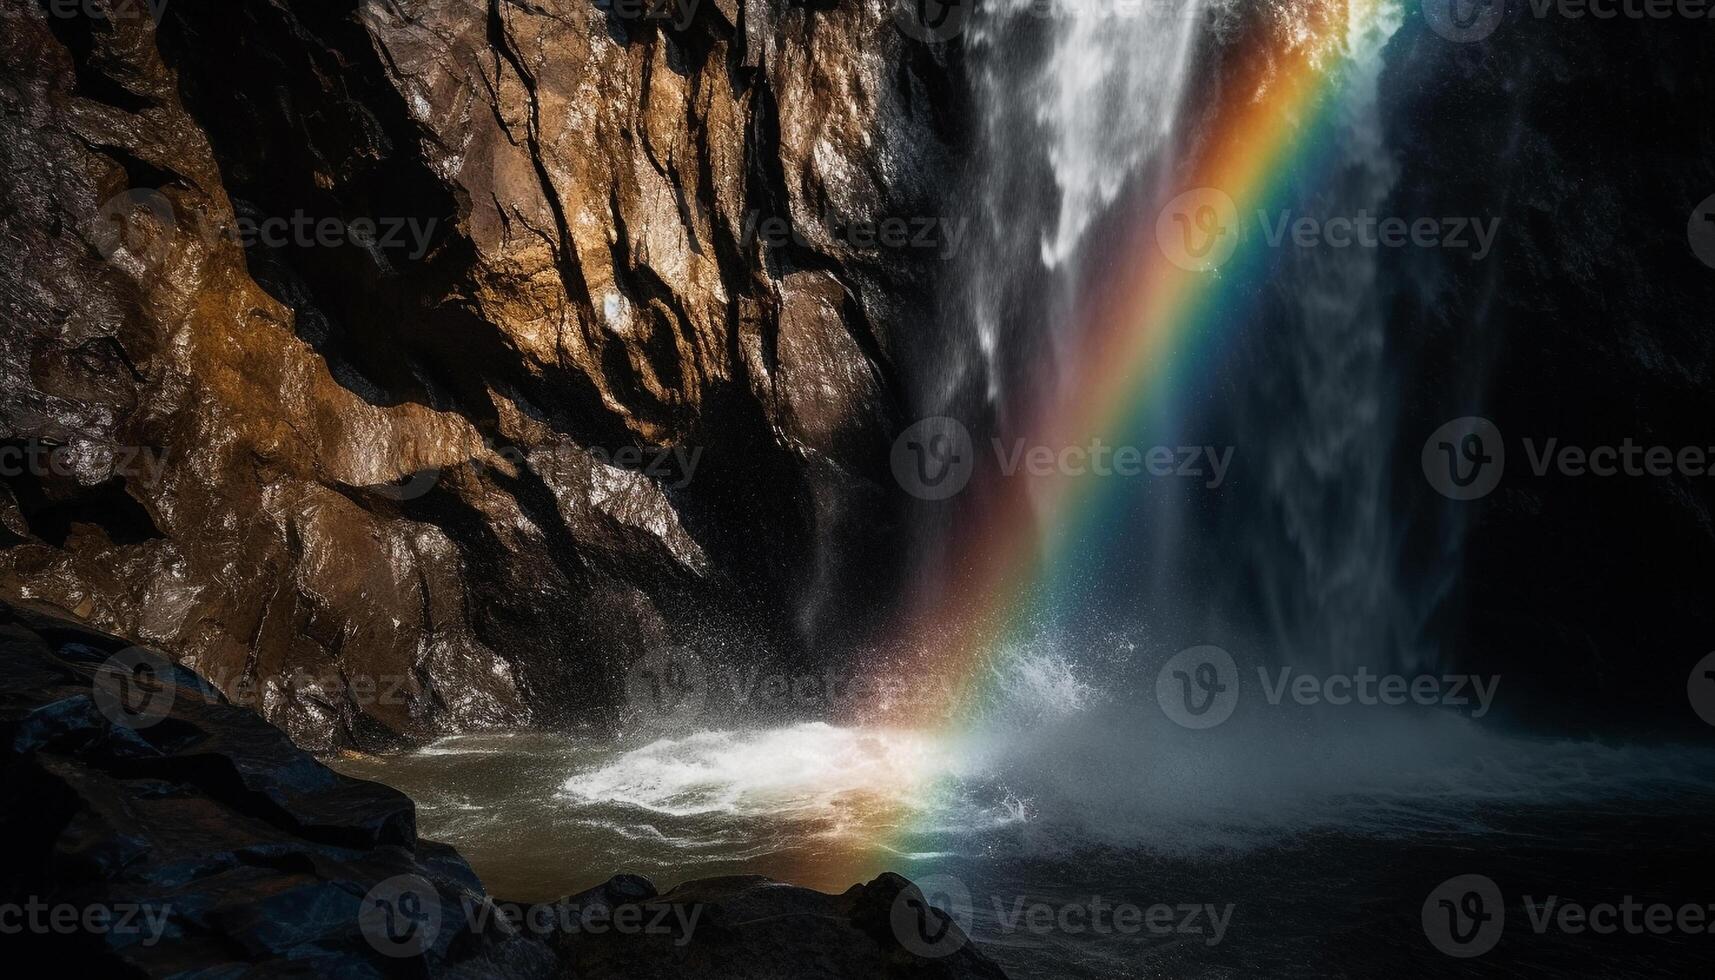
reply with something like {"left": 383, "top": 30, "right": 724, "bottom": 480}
{"left": 0, "top": 600, "right": 555, "bottom": 976}
{"left": 0, "top": 601, "right": 1007, "bottom": 978}
{"left": 545, "top": 872, "right": 1009, "bottom": 980}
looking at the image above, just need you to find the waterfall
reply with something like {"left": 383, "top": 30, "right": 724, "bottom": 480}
{"left": 945, "top": 0, "right": 1425, "bottom": 676}
{"left": 959, "top": 0, "right": 1209, "bottom": 424}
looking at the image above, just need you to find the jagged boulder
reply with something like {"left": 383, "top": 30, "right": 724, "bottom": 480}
{"left": 0, "top": 601, "right": 1008, "bottom": 978}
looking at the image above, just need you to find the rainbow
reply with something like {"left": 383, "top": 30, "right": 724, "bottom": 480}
{"left": 798, "top": 0, "right": 1398, "bottom": 883}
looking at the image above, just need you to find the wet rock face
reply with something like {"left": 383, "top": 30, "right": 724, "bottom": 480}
{"left": 0, "top": 0, "right": 960, "bottom": 749}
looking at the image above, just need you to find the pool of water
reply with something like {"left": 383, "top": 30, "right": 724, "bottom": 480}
{"left": 330, "top": 711, "right": 1715, "bottom": 977}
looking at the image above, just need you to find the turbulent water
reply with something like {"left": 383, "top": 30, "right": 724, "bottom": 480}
{"left": 333, "top": 656, "right": 1715, "bottom": 976}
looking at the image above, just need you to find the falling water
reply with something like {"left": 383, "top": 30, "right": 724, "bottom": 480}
{"left": 958, "top": 0, "right": 1208, "bottom": 428}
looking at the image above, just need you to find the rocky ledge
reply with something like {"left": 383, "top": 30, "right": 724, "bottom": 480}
{"left": 0, "top": 600, "right": 1006, "bottom": 978}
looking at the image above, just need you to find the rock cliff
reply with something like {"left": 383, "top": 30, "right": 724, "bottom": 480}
{"left": 0, "top": 0, "right": 963, "bottom": 749}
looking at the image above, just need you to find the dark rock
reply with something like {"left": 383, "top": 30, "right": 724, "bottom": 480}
{"left": 0, "top": 598, "right": 558, "bottom": 976}
{"left": 0, "top": 600, "right": 1006, "bottom": 978}
{"left": 547, "top": 872, "right": 1010, "bottom": 979}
